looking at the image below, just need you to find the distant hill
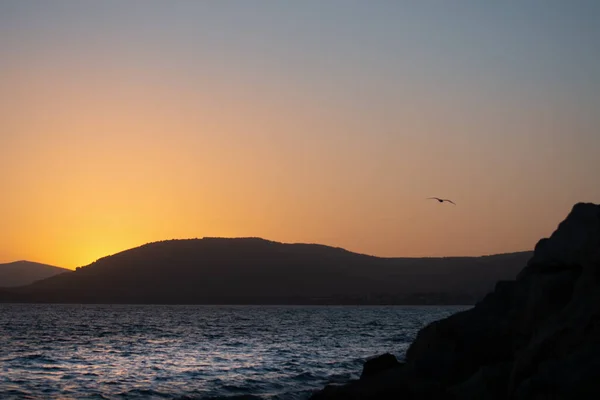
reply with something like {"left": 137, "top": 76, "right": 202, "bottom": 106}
{"left": 0, "top": 261, "right": 70, "bottom": 288}
{"left": 0, "top": 238, "right": 533, "bottom": 304}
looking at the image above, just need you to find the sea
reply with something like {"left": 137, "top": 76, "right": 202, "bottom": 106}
{"left": 0, "top": 304, "right": 468, "bottom": 400}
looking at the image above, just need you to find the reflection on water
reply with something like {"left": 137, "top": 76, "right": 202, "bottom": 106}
{"left": 0, "top": 304, "right": 468, "bottom": 399}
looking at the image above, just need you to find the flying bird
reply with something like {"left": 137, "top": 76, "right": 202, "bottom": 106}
{"left": 427, "top": 197, "right": 456, "bottom": 205}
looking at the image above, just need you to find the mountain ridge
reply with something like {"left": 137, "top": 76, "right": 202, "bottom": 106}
{"left": 0, "top": 261, "right": 70, "bottom": 288}
{"left": 0, "top": 238, "right": 532, "bottom": 305}
{"left": 86, "top": 237, "right": 531, "bottom": 265}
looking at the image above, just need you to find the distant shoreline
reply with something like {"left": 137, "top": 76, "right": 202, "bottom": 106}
{"left": 0, "top": 239, "right": 532, "bottom": 306}
{"left": 0, "top": 300, "right": 476, "bottom": 306}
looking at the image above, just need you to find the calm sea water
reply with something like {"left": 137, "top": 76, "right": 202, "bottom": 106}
{"left": 0, "top": 304, "right": 468, "bottom": 400}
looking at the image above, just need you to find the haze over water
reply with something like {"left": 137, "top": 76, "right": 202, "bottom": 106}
{"left": 2, "top": 1, "right": 600, "bottom": 269}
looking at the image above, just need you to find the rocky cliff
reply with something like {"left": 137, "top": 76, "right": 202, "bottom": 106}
{"left": 310, "top": 202, "right": 600, "bottom": 399}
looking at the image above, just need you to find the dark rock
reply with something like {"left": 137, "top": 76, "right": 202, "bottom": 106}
{"left": 309, "top": 369, "right": 407, "bottom": 400}
{"left": 360, "top": 353, "right": 400, "bottom": 379}
{"left": 310, "top": 203, "right": 600, "bottom": 400}
{"left": 186, "top": 396, "right": 264, "bottom": 400}
{"left": 310, "top": 365, "right": 448, "bottom": 400}
{"left": 405, "top": 283, "right": 517, "bottom": 386}
{"left": 449, "top": 362, "right": 512, "bottom": 400}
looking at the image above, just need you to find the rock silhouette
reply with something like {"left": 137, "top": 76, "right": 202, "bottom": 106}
{"left": 310, "top": 202, "right": 600, "bottom": 399}
{"left": 361, "top": 354, "right": 401, "bottom": 380}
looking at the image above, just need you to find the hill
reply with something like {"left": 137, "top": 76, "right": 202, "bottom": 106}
{"left": 0, "top": 261, "right": 70, "bottom": 288}
{"left": 0, "top": 239, "right": 532, "bottom": 304}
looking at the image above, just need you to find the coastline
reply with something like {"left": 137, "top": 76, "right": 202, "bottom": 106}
{"left": 309, "top": 202, "right": 600, "bottom": 399}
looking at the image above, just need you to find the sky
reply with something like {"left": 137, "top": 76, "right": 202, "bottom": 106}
{"left": 1, "top": 1, "right": 599, "bottom": 269}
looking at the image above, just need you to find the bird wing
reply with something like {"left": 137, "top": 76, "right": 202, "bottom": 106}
{"left": 443, "top": 199, "right": 456, "bottom": 205}
{"left": 427, "top": 197, "right": 441, "bottom": 200}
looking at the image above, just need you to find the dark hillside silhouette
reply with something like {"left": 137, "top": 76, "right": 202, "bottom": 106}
{"left": 0, "top": 238, "right": 532, "bottom": 304}
{"left": 0, "top": 261, "right": 70, "bottom": 287}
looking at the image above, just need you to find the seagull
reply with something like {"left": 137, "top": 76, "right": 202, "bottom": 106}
{"left": 427, "top": 197, "right": 456, "bottom": 205}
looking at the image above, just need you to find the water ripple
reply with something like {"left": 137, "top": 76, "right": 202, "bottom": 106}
{"left": 0, "top": 304, "right": 467, "bottom": 399}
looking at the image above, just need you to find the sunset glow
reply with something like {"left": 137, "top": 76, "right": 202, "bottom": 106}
{"left": 1, "top": 1, "right": 599, "bottom": 269}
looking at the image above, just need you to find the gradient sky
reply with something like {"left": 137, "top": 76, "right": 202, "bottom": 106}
{"left": 1, "top": 1, "right": 599, "bottom": 269}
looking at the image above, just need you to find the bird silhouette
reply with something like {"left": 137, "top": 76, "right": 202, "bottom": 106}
{"left": 427, "top": 197, "right": 456, "bottom": 205}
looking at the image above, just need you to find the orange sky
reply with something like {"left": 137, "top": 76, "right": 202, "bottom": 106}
{"left": 1, "top": 2, "right": 599, "bottom": 269}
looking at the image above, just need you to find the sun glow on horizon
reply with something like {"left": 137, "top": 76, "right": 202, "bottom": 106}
{"left": 1, "top": 2, "right": 599, "bottom": 269}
